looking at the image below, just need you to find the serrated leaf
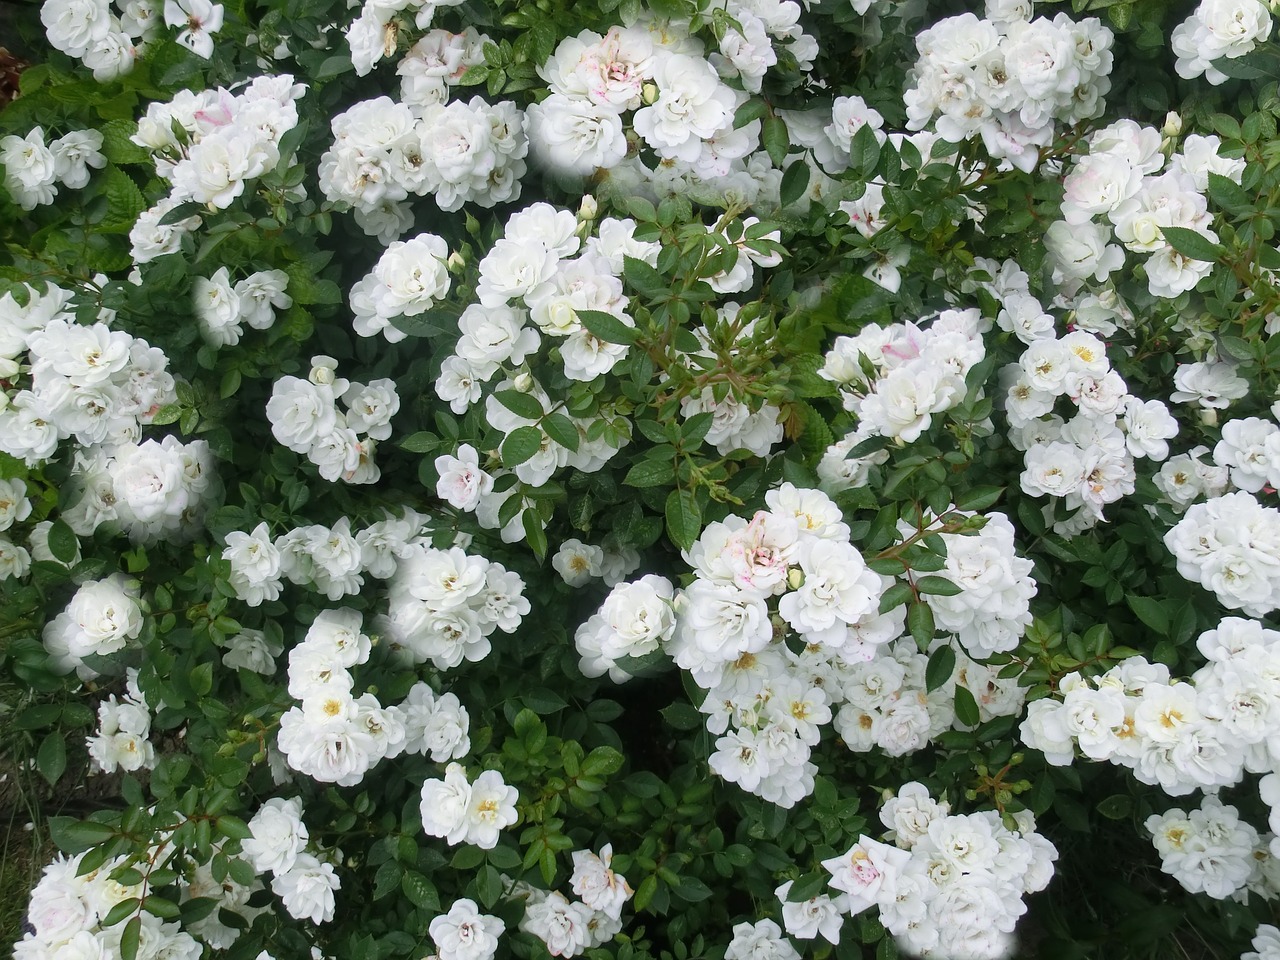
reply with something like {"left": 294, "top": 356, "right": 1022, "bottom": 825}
{"left": 401, "top": 871, "right": 440, "bottom": 911}
{"left": 907, "top": 600, "right": 935, "bottom": 648}
{"left": 914, "top": 575, "right": 961, "bottom": 597}
{"left": 47, "top": 520, "right": 78, "bottom": 563}
{"left": 541, "top": 413, "right": 580, "bottom": 452}
{"left": 925, "top": 644, "right": 956, "bottom": 692}
{"left": 762, "top": 115, "right": 789, "bottom": 167}
{"left": 37, "top": 732, "right": 66, "bottom": 787}
{"left": 779, "top": 160, "right": 811, "bottom": 207}
{"left": 578, "top": 308, "right": 637, "bottom": 345}
{"left": 399, "top": 432, "right": 441, "bottom": 454}
{"left": 522, "top": 510, "right": 548, "bottom": 561}
{"left": 733, "top": 99, "right": 768, "bottom": 130}
{"left": 851, "top": 124, "right": 882, "bottom": 175}
{"left": 665, "top": 488, "right": 701, "bottom": 552}
{"left": 954, "top": 685, "right": 980, "bottom": 727}
{"left": 1161, "top": 226, "right": 1223, "bottom": 262}
{"left": 99, "top": 166, "right": 148, "bottom": 234}
{"left": 120, "top": 916, "right": 142, "bottom": 960}
{"left": 493, "top": 390, "right": 544, "bottom": 421}
{"left": 501, "top": 426, "right": 543, "bottom": 467}
{"left": 878, "top": 581, "right": 913, "bottom": 614}
{"left": 1125, "top": 595, "right": 1168, "bottom": 633}
{"left": 624, "top": 459, "right": 676, "bottom": 488}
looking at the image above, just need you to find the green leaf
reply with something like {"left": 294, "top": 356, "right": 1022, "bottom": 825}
{"left": 659, "top": 702, "right": 703, "bottom": 731}
{"left": 541, "top": 413, "right": 580, "bottom": 452}
{"left": 850, "top": 124, "right": 882, "bottom": 175}
{"left": 49, "top": 817, "right": 117, "bottom": 853}
{"left": 779, "top": 161, "right": 811, "bottom": 207}
{"left": 914, "top": 575, "right": 961, "bottom": 597}
{"left": 37, "top": 732, "right": 67, "bottom": 787}
{"left": 578, "top": 308, "right": 638, "bottom": 345}
{"left": 523, "top": 510, "right": 548, "bottom": 561}
{"left": 733, "top": 99, "right": 768, "bottom": 130}
{"left": 762, "top": 115, "right": 789, "bottom": 167}
{"left": 120, "top": 916, "right": 142, "bottom": 960}
{"left": 907, "top": 600, "right": 935, "bottom": 648}
{"left": 493, "top": 390, "right": 544, "bottom": 421}
{"left": 47, "top": 520, "right": 78, "bottom": 564}
{"left": 671, "top": 875, "right": 712, "bottom": 903}
{"left": 99, "top": 166, "right": 148, "bottom": 234}
{"left": 925, "top": 644, "right": 956, "bottom": 693}
{"left": 583, "top": 745, "right": 625, "bottom": 778}
{"left": 399, "top": 432, "right": 441, "bottom": 454}
{"left": 401, "top": 871, "right": 440, "bottom": 911}
{"left": 1206, "top": 172, "right": 1252, "bottom": 214}
{"left": 954, "top": 685, "right": 980, "bottom": 727}
{"left": 1097, "top": 794, "right": 1133, "bottom": 820}
{"left": 1161, "top": 226, "right": 1223, "bottom": 262}
{"left": 477, "top": 865, "right": 504, "bottom": 908}
{"left": 665, "top": 488, "right": 702, "bottom": 552}
{"left": 501, "top": 426, "right": 543, "bottom": 467}
{"left": 1125, "top": 595, "right": 1168, "bottom": 633}
{"left": 878, "top": 581, "right": 912, "bottom": 614}
{"left": 622, "top": 256, "right": 668, "bottom": 298}
{"left": 954, "top": 486, "right": 1003, "bottom": 511}
{"left": 215, "top": 816, "right": 252, "bottom": 841}
{"left": 623, "top": 459, "right": 676, "bottom": 488}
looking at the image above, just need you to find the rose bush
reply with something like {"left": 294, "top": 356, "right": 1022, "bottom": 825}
{"left": 5, "top": 0, "right": 1280, "bottom": 957}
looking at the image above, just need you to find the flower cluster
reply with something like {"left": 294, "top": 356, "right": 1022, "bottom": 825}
{"left": 1021, "top": 618, "right": 1280, "bottom": 802}
{"left": 1, "top": 127, "right": 104, "bottom": 210}
{"left": 511, "top": 845, "right": 633, "bottom": 958}
{"left": 132, "top": 74, "right": 304, "bottom": 213}
{"left": 382, "top": 540, "right": 529, "bottom": 669}
{"left": 319, "top": 93, "right": 526, "bottom": 242}
{"left": 1146, "top": 796, "right": 1279, "bottom": 901}
{"left": 193, "top": 267, "right": 292, "bottom": 347}
{"left": 420, "top": 762, "right": 518, "bottom": 849}
{"left": 927, "top": 510, "right": 1037, "bottom": 657}
{"left": 42, "top": 573, "right": 143, "bottom": 679}
{"left": 835, "top": 638, "right": 1027, "bottom": 757}
{"left": 574, "top": 573, "right": 676, "bottom": 682}
{"left": 267, "top": 354, "right": 399, "bottom": 484}
{"left": 64, "top": 435, "right": 217, "bottom": 542}
{"left": 1165, "top": 492, "right": 1280, "bottom": 617}
{"left": 86, "top": 667, "right": 156, "bottom": 773}
{"left": 821, "top": 781, "right": 1057, "bottom": 960}
{"left": 820, "top": 308, "right": 988, "bottom": 445}
{"left": 278, "top": 609, "right": 407, "bottom": 785}
{"left": 0, "top": 282, "right": 178, "bottom": 465}
{"left": 222, "top": 509, "right": 427, "bottom": 606}
{"left": 1153, "top": 443, "right": 1230, "bottom": 513}
{"left": 1010, "top": 329, "right": 1178, "bottom": 534}
{"left": 39, "top": 0, "right": 164, "bottom": 81}
{"left": 1172, "top": 0, "right": 1273, "bottom": 85}
{"left": 905, "top": 10, "right": 1114, "bottom": 172}
{"left": 1049, "top": 120, "right": 1242, "bottom": 300}
{"left": 13, "top": 850, "right": 202, "bottom": 960}
{"left": 244, "top": 797, "right": 342, "bottom": 924}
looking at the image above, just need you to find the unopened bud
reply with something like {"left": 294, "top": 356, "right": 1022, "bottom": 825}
{"left": 642, "top": 82, "right": 659, "bottom": 105}
{"left": 447, "top": 251, "right": 466, "bottom": 273}
{"left": 787, "top": 567, "right": 805, "bottom": 590}
{"left": 578, "top": 195, "right": 598, "bottom": 222}
{"left": 512, "top": 371, "right": 534, "bottom": 392}
{"left": 1162, "top": 111, "right": 1182, "bottom": 138}
{"left": 1200, "top": 408, "right": 1219, "bottom": 428}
